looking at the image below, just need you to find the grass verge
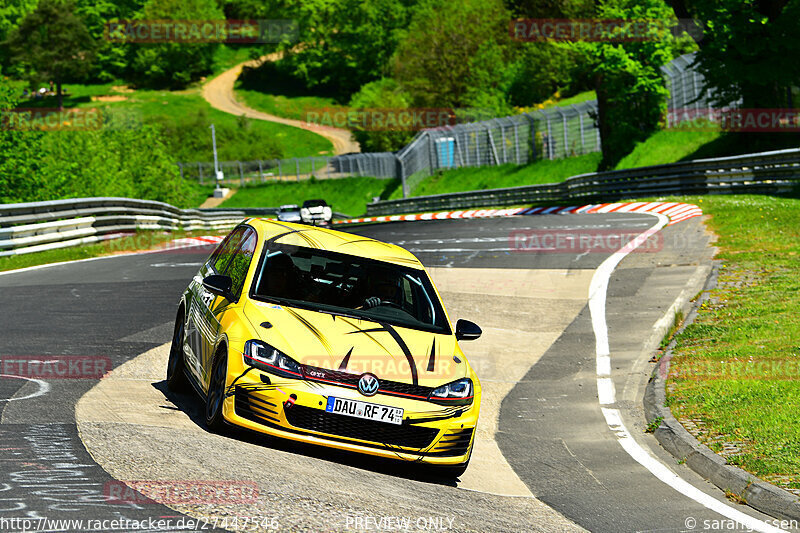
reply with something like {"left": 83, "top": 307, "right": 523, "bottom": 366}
{"left": 235, "top": 87, "right": 338, "bottom": 122}
{"left": 218, "top": 177, "right": 399, "bottom": 216}
{"left": 664, "top": 193, "right": 800, "bottom": 494}
{"left": 0, "top": 229, "right": 229, "bottom": 273}
{"left": 17, "top": 83, "right": 333, "bottom": 163}
{"left": 390, "top": 153, "right": 602, "bottom": 199}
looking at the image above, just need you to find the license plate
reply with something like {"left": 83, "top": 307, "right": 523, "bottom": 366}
{"left": 325, "top": 397, "right": 403, "bottom": 425}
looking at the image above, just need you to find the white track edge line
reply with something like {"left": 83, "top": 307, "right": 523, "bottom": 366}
{"left": 588, "top": 213, "right": 786, "bottom": 533}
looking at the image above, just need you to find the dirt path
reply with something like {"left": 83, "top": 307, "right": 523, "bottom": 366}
{"left": 202, "top": 55, "right": 360, "bottom": 155}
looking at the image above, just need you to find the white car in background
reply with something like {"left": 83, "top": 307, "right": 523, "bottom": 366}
{"left": 277, "top": 204, "right": 301, "bottom": 223}
{"left": 300, "top": 199, "right": 333, "bottom": 226}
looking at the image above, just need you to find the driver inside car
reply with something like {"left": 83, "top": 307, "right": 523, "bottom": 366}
{"left": 360, "top": 270, "right": 400, "bottom": 309}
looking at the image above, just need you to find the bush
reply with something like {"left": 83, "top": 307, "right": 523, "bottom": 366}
{"left": 130, "top": 0, "right": 223, "bottom": 88}
{"left": 347, "top": 78, "right": 415, "bottom": 152}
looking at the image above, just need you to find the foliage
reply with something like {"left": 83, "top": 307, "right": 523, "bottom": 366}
{"left": 507, "top": 43, "right": 588, "bottom": 108}
{"left": 129, "top": 0, "right": 224, "bottom": 88}
{"left": 274, "top": 0, "right": 414, "bottom": 100}
{"left": 347, "top": 78, "right": 415, "bottom": 152}
{"left": 6, "top": 0, "right": 96, "bottom": 108}
{"left": 393, "top": 0, "right": 513, "bottom": 115}
{"left": 74, "top": 0, "right": 145, "bottom": 83}
{"left": 567, "top": 0, "right": 675, "bottom": 170}
{"left": 0, "top": 73, "right": 202, "bottom": 207}
{"left": 671, "top": 0, "right": 800, "bottom": 109}
{"left": 0, "top": 0, "right": 37, "bottom": 64}
{"left": 147, "top": 106, "right": 283, "bottom": 162}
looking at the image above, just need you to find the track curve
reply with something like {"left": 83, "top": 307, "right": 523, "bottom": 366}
{"left": 0, "top": 214, "right": 791, "bottom": 533}
{"left": 203, "top": 56, "right": 359, "bottom": 155}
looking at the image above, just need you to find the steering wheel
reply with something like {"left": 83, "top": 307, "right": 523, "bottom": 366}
{"left": 360, "top": 297, "right": 404, "bottom": 310}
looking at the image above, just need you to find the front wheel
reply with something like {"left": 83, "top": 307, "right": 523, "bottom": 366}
{"left": 166, "top": 309, "right": 189, "bottom": 392}
{"left": 205, "top": 348, "right": 228, "bottom": 432}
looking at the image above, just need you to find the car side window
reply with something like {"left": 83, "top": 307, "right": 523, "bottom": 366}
{"left": 209, "top": 227, "right": 247, "bottom": 274}
{"left": 224, "top": 229, "right": 257, "bottom": 299}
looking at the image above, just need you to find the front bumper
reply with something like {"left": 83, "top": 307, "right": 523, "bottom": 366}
{"left": 222, "top": 370, "right": 479, "bottom": 465}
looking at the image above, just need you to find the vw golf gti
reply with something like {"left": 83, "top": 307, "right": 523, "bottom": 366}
{"left": 167, "top": 219, "right": 483, "bottom": 475}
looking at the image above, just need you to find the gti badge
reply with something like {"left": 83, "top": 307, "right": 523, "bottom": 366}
{"left": 357, "top": 373, "right": 380, "bottom": 397}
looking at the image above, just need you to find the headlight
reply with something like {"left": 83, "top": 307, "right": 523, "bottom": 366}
{"left": 243, "top": 340, "right": 302, "bottom": 378}
{"left": 428, "top": 378, "right": 473, "bottom": 406}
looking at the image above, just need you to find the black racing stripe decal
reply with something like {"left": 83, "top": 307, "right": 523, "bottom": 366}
{"left": 339, "top": 318, "right": 394, "bottom": 356}
{"left": 285, "top": 308, "right": 332, "bottom": 353}
{"left": 265, "top": 228, "right": 317, "bottom": 247}
{"left": 426, "top": 338, "right": 436, "bottom": 372}
{"left": 338, "top": 347, "right": 354, "bottom": 371}
{"left": 378, "top": 322, "right": 418, "bottom": 386}
{"left": 337, "top": 239, "right": 394, "bottom": 248}
{"left": 345, "top": 326, "right": 389, "bottom": 335}
{"left": 296, "top": 231, "right": 322, "bottom": 248}
{"left": 380, "top": 256, "right": 420, "bottom": 265}
{"left": 227, "top": 367, "right": 257, "bottom": 397}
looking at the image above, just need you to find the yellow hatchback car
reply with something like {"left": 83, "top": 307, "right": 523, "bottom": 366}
{"left": 167, "top": 219, "right": 482, "bottom": 476}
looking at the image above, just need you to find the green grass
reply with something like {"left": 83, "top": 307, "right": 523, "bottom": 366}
{"left": 390, "top": 153, "right": 602, "bottom": 199}
{"left": 550, "top": 90, "right": 596, "bottom": 108}
{"left": 617, "top": 128, "right": 800, "bottom": 169}
{"left": 0, "top": 228, "right": 228, "bottom": 273}
{"left": 210, "top": 45, "right": 258, "bottom": 76}
{"left": 219, "top": 177, "right": 399, "bottom": 216}
{"left": 17, "top": 84, "right": 333, "bottom": 163}
{"left": 615, "top": 129, "right": 724, "bottom": 169}
{"left": 665, "top": 193, "right": 800, "bottom": 492}
{"left": 235, "top": 87, "right": 338, "bottom": 122}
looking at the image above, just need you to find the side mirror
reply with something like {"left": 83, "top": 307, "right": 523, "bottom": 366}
{"left": 455, "top": 319, "right": 482, "bottom": 341}
{"left": 202, "top": 274, "right": 233, "bottom": 300}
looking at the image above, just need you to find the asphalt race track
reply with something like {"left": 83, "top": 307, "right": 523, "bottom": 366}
{"left": 0, "top": 213, "right": 793, "bottom": 532}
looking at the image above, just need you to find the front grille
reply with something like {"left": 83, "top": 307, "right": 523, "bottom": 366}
{"left": 285, "top": 404, "right": 438, "bottom": 449}
{"left": 302, "top": 365, "right": 434, "bottom": 400}
{"left": 427, "top": 428, "right": 474, "bottom": 457}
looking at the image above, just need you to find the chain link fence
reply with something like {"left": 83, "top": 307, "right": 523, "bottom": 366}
{"left": 179, "top": 53, "right": 715, "bottom": 197}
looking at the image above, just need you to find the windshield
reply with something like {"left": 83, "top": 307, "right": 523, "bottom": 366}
{"left": 251, "top": 244, "right": 450, "bottom": 334}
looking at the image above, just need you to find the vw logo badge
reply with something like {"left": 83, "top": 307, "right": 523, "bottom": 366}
{"left": 358, "top": 373, "right": 380, "bottom": 397}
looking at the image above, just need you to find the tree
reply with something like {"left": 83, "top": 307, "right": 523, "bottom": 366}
{"left": 0, "top": 0, "right": 38, "bottom": 67}
{"left": 6, "top": 0, "right": 96, "bottom": 109}
{"left": 348, "top": 78, "right": 415, "bottom": 152}
{"left": 274, "top": 0, "right": 414, "bottom": 100}
{"left": 668, "top": 0, "right": 800, "bottom": 110}
{"left": 569, "top": 0, "right": 676, "bottom": 169}
{"left": 130, "top": 0, "right": 224, "bottom": 89}
{"left": 393, "top": 0, "right": 514, "bottom": 113}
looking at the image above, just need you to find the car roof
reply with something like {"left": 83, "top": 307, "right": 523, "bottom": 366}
{"left": 244, "top": 218, "right": 424, "bottom": 269}
{"left": 279, "top": 204, "right": 299, "bottom": 209}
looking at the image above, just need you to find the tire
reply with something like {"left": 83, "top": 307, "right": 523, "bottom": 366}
{"left": 205, "top": 347, "right": 228, "bottom": 432}
{"left": 166, "top": 308, "right": 189, "bottom": 392}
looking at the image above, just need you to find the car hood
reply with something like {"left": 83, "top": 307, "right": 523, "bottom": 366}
{"left": 243, "top": 299, "right": 466, "bottom": 386}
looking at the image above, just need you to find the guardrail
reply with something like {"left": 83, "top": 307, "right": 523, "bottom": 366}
{"left": 365, "top": 148, "right": 800, "bottom": 216}
{"left": 0, "top": 199, "right": 356, "bottom": 257}
{"left": 0, "top": 198, "right": 249, "bottom": 257}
